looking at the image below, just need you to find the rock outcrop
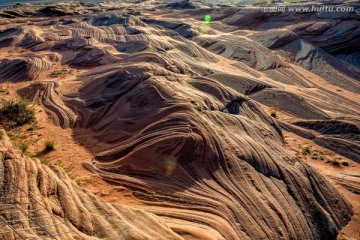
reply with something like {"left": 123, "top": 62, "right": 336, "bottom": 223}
{"left": 0, "top": 130, "right": 182, "bottom": 240}
{"left": 65, "top": 60, "right": 352, "bottom": 240}
{"left": 1, "top": 1, "right": 359, "bottom": 239}
{"left": 0, "top": 56, "right": 51, "bottom": 82}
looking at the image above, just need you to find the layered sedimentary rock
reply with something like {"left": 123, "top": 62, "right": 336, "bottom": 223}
{"left": 1, "top": 1, "right": 359, "bottom": 239}
{"left": 69, "top": 63, "right": 352, "bottom": 240}
{"left": 177, "top": 3, "right": 360, "bottom": 163}
{"left": 0, "top": 27, "right": 44, "bottom": 48}
{"left": 0, "top": 56, "right": 52, "bottom": 82}
{"left": 0, "top": 130, "right": 182, "bottom": 240}
{"left": 330, "top": 173, "right": 360, "bottom": 195}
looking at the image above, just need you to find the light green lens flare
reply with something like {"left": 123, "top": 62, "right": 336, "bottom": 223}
{"left": 204, "top": 15, "right": 212, "bottom": 23}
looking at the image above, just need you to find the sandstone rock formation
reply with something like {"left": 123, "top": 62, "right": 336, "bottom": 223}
{"left": 71, "top": 65, "right": 352, "bottom": 239}
{"left": 0, "top": 1, "right": 359, "bottom": 239}
{"left": 0, "top": 130, "right": 182, "bottom": 239}
{"left": 0, "top": 56, "right": 51, "bottom": 82}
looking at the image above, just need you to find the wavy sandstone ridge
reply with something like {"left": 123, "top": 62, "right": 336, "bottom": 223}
{"left": 0, "top": 56, "right": 51, "bottom": 82}
{"left": 0, "top": 130, "right": 182, "bottom": 240}
{"left": 72, "top": 62, "right": 352, "bottom": 240}
{"left": 0, "top": 1, "right": 359, "bottom": 239}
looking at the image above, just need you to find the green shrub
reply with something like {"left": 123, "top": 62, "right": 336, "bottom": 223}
{"left": 19, "top": 142, "right": 29, "bottom": 153}
{"left": 44, "top": 140, "right": 55, "bottom": 152}
{"left": 326, "top": 157, "right": 342, "bottom": 166}
{"left": 311, "top": 151, "right": 318, "bottom": 160}
{"left": 49, "top": 69, "right": 69, "bottom": 78}
{"left": 270, "top": 111, "right": 277, "bottom": 118}
{"left": 0, "top": 99, "right": 35, "bottom": 128}
{"left": 302, "top": 146, "right": 311, "bottom": 155}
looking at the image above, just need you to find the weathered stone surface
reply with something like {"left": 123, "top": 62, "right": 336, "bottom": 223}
{"left": 0, "top": 1, "right": 359, "bottom": 239}
{"left": 0, "top": 130, "right": 182, "bottom": 239}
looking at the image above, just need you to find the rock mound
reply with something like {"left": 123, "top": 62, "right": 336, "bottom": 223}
{"left": 194, "top": 36, "right": 287, "bottom": 70}
{"left": 0, "top": 129, "right": 182, "bottom": 239}
{"left": 165, "top": 0, "right": 198, "bottom": 10}
{"left": 0, "top": 1, "right": 359, "bottom": 239}
{"left": 68, "top": 47, "right": 119, "bottom": 67}
{"left": 293, "top": 120, "right": 360, "bottom": 162}
{"left": 0, "top": 56, "right": 51, "bottom": 82}
{"left": 64, "top": 63, "right": 353, "bottom": 239}
{"left": 0, "top": 27, "right": 44, "bottom": 48}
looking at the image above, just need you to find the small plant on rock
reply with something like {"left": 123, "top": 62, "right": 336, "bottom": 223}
{"left": 326, "top": 157, "right": 342, "bottom": 167}
{"left": 0, "top": 99, "right": 35, "bottom": 128}
{"left": 19, "top": 142, "right": 29, "bottom": 153}
{"left": 302, "top": 146, "right": 311, "bottom": 155}
{"left": 311, "top": 150, "right": 319, "bottom": 160}
{"left": 270, "top": 110, "right": 277, "bottom": 118}
{"left": 44, "top": 140, "right": 55, "bottom": 152}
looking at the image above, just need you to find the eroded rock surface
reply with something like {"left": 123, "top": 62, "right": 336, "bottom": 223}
{"left": 0, "top": 56, "right": 51, "bottom": 82}
{"left": 0, "top": 130, "right": 182, "bottom": 240}
{"left": 0, "top": 1, "right": 359, "bottom": 239}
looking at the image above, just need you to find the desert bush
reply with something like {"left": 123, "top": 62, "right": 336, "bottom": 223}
{"left": 302, "top": 146, "right": 311, "bottom": 155}
{"left": 44, "top": 140, "right": 55, "bottom": 152}
{"left": 19, "top": 142, "right": 29, "bottom": 153}
{"left": 49, "top": 69, "right": 69, "bottom": 78}
{"left": 311, "top": 151, "right": 318, "bottom": 160}
{"left": 270, "top": 110, "right": 277, "bottom": 118}
{"left": 326, "top": 157, "right": 342, "bottom": 166}
{"left": 0, "top": 99, "right": 35, "bottom": 128}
